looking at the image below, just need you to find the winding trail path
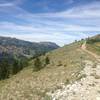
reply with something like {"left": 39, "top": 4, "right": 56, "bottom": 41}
{"left": 46, "top": 41, "right": 100, "bottom": 100}
{"left": 81, "top": 41, "right": 100, "bottom": 62}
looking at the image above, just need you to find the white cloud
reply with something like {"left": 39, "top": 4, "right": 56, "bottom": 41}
{"left": 65, "top": 25, "right": 100, "bottom": 31}
{"left": 0, "top": 0, "right": 100, "bottom": 45}
{"left": 0, "top": 22, "right": 98, "bottom": 46}
{"left": 0, "top": 22, "right": 100, "bottom": 33}
{"left": 21, "top": 1, "right": 100, "bottom": 19}
{"left": 1, "top": 0, "right": 100, "bottom": 19}
{"left": 0, "top": 3, "right": 13, "bottom": 7}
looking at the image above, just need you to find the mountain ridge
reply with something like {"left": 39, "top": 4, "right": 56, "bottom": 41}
{"left": 0, "top": 36, "right": 59, "bottom": 58}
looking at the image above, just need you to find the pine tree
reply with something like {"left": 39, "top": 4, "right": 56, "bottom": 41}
{"left": 0, "top": 59, "right": 10, "bottom": 80}
{"left": 12, "top": 59, "right": 19, "bottom": 75}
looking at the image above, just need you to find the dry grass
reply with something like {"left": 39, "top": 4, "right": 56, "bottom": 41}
{"left": 0, "top": 42, "right": 96, "bottom": 100}
{"left": 94, "top": 75, "right": 100, "bottom": 79}
{"left": 87, "top": 42, "right": 100, "bottom": 56}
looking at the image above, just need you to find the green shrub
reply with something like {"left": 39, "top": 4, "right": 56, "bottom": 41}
{"left": 34, "top": 58, "right": 42, "bottom": 71}
{"left": 45, "top": 56, "right": 50, "bottom": 65}
{"left": 65, "top": 79, "right": 70, "bottom": 85}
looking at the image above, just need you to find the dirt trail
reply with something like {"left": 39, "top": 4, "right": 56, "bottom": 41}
{"left": 81, "top": 41, "right": 100, "bottom": 62}
{"left": 46, "top": 42, "right": 100, "bottom": 100}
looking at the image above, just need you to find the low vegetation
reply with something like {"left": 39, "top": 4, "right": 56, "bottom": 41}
{"left": 33, "top": 56, "right": 50, "bottom": 71}
{"left": 33, "top": 57, "right": 42, "bottom": 71}
{"left": 0, "top": 34, "right": 99, "bottom": 99}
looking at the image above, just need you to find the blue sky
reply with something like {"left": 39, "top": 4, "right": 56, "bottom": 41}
{"left": 0, "top": 0, "right": 100, "bottom": 46}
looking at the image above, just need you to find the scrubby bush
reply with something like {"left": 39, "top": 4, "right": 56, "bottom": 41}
{"left": 57, "top": 61, "right": 62, "bottom": 66}
{"left": 34, "top": 57, "right": 42, "bottom": 71}
{"left": 45, "top": 56, "right": 50, "bottom": 65}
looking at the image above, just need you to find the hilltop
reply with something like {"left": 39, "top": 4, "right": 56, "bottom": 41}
{"left": 86, "top": 34, "right": 100, "bottom": 55}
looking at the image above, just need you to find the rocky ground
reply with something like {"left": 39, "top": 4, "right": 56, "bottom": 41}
{"left": 46, "top": 60, "right": 100, "bottom": 100}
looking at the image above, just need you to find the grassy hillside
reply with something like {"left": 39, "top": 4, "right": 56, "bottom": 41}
{"left": 86, "top": 34, "right": 100, "bottom": 55}
{"left": 0, "top": 41, "right": 96, "bottom": 100}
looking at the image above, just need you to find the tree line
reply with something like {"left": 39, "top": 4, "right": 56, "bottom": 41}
{"left": 0, "top": 53, "right": 50, "bottom": 80}
{"left": 0, "top": 57, "right": 28, "bottom": 80}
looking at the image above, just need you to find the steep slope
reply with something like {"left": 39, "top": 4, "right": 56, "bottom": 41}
{"left": 0, "top": 40, "right": 97, "bottom": 100}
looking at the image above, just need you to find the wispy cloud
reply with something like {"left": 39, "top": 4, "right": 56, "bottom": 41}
{"left": 0, "top": 0, "right": 100, "bottom": 45}
{"left": 24, "top": 1, "right": 100, "bottom": 19}
{"left": 0, "top": 31, "right": 92, "bottom": 46}
{"left": 0, "top": 21, "right": 100, "bottom": 33}
{"left": 0, "top": 21, "right": 99, "bottom": 46}
{"left": 0, "top": 3, "right": 13, "bottom": 7}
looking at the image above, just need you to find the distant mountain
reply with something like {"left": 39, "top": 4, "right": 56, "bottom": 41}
{"left": 0, "top": 36, "right": 59, "bottom": 80}
{"left": 0, "top": 36, "right": 59, "bottom": 58}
